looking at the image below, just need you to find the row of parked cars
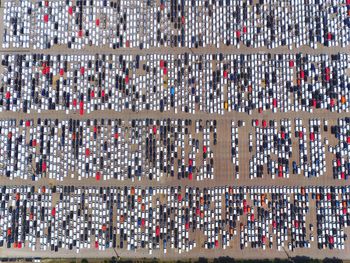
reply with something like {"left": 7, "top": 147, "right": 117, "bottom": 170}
{"left": 245, "top": 117, "right": 350, "bottom": 180}
{"left": 248, "top": 117, "right": 350, "bottom": 180}
{"left": 1, "top": 53, "right": 350, "bottom": 115}
{"left": 250, "top": 119, "right": 293, "bottom": 179}
{"left": 231, "top": 120, "right": 244, "bottom": 179}
{"left": 1, "top": 117, "right": 350, "bottom": 181}
{"left": 329, "top": 118, "right": 350, "bottom": 180}
{"left": 0, "top": 185, "right": 349, "bottom": 253}
{"left": 294, "top": 118, "right": 327, "bottom": 178}
{"left": 0, "top": 118, "right": 216, "bottom": 181}
{"left": 2, "top": 0, "right": 350, "bottom": 49}
{"left": 247, "top": 117, "right": 350, "bottom": 180}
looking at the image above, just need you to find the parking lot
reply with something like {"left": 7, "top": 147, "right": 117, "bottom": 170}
{"left": 2, "top": 0, "right": 350, "bottom": 50}
{"left": 1, "top": 185, "right": 350, "bottom": 260}
{"left": 1, "top": 0, "right": 350, "bottom": 261}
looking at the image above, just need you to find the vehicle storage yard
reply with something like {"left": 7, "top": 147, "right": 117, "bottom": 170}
{"left": 0, "top": 0, "right": 350, "bottom": 261}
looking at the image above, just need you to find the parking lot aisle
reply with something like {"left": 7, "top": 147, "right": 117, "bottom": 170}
{"left": 215, "top": 119, "right": 231, "bottom": 183}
